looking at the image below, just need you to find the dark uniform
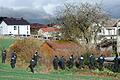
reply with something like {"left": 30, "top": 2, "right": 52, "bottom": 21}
{"left": 33, "top": 51, "right": 40, "bottom": 66}
{"left": 78, "top": 55, "right": 84, "bottom": 69}
{"left": 28, "top": 58, "right": 36, "bottom": 73}
{"left": 89, "top": 54, "right": 95, "bottom": 69}
{"left": 58, "top": 56, "right": 65, "bottom": 70}
{"left": 113, "top": 54, "right": 119, "bottom": 72}
{"left": 97, "top": 55, "right": 105, "bottom": 71}
{"left": 67, "top": 55, "right": 75, "bottom": 69}
{"left": 10, "top": 51, "right": 17, "bottom": 69}
{"left": 53, "top": 56, "right": 59, "bottom": 70}
{"left": 2, "top": 50, "right": 7, "bottom": 63}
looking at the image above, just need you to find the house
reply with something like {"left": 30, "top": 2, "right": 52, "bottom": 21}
{"left": 38, "top": 27, "right": 61, "bottom": 40}
{"left": 97, "top": 19, "right": 120, "bottom": 53}
{"left": 30, "top": 23, "right": 48, "bottom": 31}
{"left": 0, "top": 17, "right": 30, "bottom": 36}
{"left": 98, "top": 19, "right": 120, "bottom": 40}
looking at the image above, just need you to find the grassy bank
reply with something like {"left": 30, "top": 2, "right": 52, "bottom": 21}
{"left": 0, "top": 62, "right": 113, "bottom": 80}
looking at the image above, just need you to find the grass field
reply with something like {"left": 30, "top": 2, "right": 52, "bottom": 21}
{"left": 0, "top": 38, "right": 115, "bottom": 80}
{"left": 0, "top": 37, "right": 15, "bottom": 50}
{"left": 0, "top": 62, "right": 113, "bottom": 80}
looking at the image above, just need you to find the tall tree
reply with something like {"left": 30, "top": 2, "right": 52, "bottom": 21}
{"left": 56, "top": 3, "right": 109, "bottom": 46}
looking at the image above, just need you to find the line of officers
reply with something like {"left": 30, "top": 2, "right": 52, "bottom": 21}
{"left": 1, "top": 49, "right": 120, "bottom": 73}
{"left": 53, "top": 54, "right": 120, "bottom": 72}
{"left": 1, "top": 49, "right": 41, "bottom": 73}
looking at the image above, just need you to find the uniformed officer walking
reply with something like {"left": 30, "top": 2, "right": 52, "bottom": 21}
{"left": 89, "top": 54, "right": 95, "bottom": 69}
{"left": 113, "top": 54, "right": 119, "bottom": 72}
{"left": 10, "top": 51, "right": 17, "bottom": 69}
{"left": 28, "top": 58, "right": 36, "bottom": 73}
{"left": 33, "top": 51, "right": 40, "bottom": 66}
{"left": 2, "top": 49, "right": 7, "bottom": 63}
{"left": 53, "top": 55, "right": 59, "bottom": 70}
{"left": 66, "top": 55, "right": 75, "bottom": 69}
{"left": 59, "top": 56, "right": 65, "bottom": 70}
{"left": 78, "top": 55, "right": 84, "bottom": 69}
{"left": 97, "top": 54, "right": 105, "bottom": 71}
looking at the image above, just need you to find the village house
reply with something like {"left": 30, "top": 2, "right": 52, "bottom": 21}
{"left": 0, "top": 17, "right": 30, "bottom": 36}
{"left": 38, "top": 27, "right": 61, "bottom": 40}
{"left": 98, "top": 19, "right": 120, "bottom": 41}
{"left": 97, "top": 19, "right": 120, "bottom": 53}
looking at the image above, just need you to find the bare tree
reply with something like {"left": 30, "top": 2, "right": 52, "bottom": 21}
{"left": 56, "top": 3, "right": 109, "bottom": 47}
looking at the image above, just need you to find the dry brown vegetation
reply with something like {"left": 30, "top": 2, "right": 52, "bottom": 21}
{"left": 7, "top": 39, "right": 111, "bottom": 70}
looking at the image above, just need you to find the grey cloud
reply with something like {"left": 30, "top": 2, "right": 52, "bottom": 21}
{"left": 0, "top": 0, "right": 120, "bottom": 23}
{"left": 0, "top": 7, "right": 52, "bottom": 23}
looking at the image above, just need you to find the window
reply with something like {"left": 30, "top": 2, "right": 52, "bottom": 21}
{"left": 14, "top": 26, "right": 17, "bottom": 30}
{"left": 27, "top": 31, "right": 29, "bottom": 34}
{"left": 118, "top": 29, "right": 120, "bottom": 36}
{"left": 27, "top": 26, "right": 29, "bottom": 30}
{"left": 108, "top": 29, "right": 112, "bottom": 35}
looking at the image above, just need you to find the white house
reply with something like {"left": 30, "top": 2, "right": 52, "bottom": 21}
{"left": 96, "top": 19, "right": 120, "bottom": 53}
{"left": 38, "top": 27, "right": 61, "bottom": 40}
{"left": 0, "top": 17, "right": 30, "bottom": 36}
{"left": 97, "top": 19, "right": 120, "bottom": 40}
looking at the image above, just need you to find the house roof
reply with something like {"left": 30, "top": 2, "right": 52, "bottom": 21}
{"left": 40, "top": 27, "right": 60, "bottom": 32}
{"left": 0, "top": 17, "right": 30, "bottom": 25}
{"left": 30, "top": 23, "right": 48, "bottom": 30}
{"left": 104, "top": 19, "right": 118, "bottom": 27}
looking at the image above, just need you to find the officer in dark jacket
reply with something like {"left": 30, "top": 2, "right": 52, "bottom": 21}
{"left": 53, "top": 55, "right": 59, "bottom": 70}
{"left": 89, "top": 54, "right": 95, "bottom": 69}
{"left": 97, "top": 54, "right": 105, "bottom": 71}
{"left": 78, "top": 55, "right": 84, "bottom": 69}
{"left": 66, "top": 55, "right": 75, "bottom": 69}
{"left": 33, "top": 51, "right": 41, "bottom": 66}
{"left": 10, "top": 51, "right": 17, "bottom": 69}
{"left": 59, "top": 56, "right": 65, "bottom": 70}
{"left": 28, "top": 58, "right": 36, "bottom": 73}
{"left": 113, "top": 54, "right": 119, "bottom": 72}
{"left": 2, "top": 49, "right": 7, "bottom": 63}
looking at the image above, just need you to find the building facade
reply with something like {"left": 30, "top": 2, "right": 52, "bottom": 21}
{"left": 0, "top": 17, "right": 30, "bottom": 36}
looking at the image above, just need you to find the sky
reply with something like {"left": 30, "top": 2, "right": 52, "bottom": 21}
{"left": 0, "top": 0, "right": 120, "bottom": 23}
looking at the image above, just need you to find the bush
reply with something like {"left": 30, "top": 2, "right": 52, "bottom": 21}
{"left": 83, "top": 51, "right": 92, "bottom": 65}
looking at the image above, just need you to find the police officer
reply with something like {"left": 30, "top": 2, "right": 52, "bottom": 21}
{"left": 28, "top": 58, "right": 36, "bottom": 73}
{"left": 2, "top": 49, "right": 7, "bottom": 63}
{"left": 33, "top": 51, "right": 41, "bottom": 66}
{"left": 59, "top": 56, "right": 65, "bottom": 70}
{"left": 97, "top": 54, "right": 105, "bottom": 71}
{"left": 10, "top": 51, "right": 17, "bottom": 69}
{"left": 113, "top": 54, "right": 119, "bottom": 72}
{"left": 53, "top": 55, "right": 59, "bottom": 70}
{"left": 66, "top": 55, "right": 75, "bottom": 69}
{"left": 89, "top": 54, "right": 95, "bottom": 69}
{"left": 78, "top": 55, "right": 84, "bottom": 69}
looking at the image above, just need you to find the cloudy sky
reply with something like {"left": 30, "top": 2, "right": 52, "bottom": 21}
{"left": 0, "top": 0, "right": 119, "bottom": 23}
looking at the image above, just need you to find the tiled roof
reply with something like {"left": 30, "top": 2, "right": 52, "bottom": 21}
{"left": 40, "top": 27, "right": 60, "bottom": 32}
{"left": 0, "top": 17, "right": 30, "bottom": 25}
{"left": 104, "top": 19, "right": 118, "bottom": 27}
{"left": 30, "top": 23, "right": 48, "bottom": 30}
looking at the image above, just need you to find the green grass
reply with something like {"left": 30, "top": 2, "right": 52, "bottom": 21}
{"left": 0, "top": 38, "right": 15, "bottom": 50}
{"left": 0, "top": 62, "right": 113, "bottom": 80}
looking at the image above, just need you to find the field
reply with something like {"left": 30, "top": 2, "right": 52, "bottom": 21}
{"left": 0, "top": 62, "right": 114, "bottom": 80}
{"left": 0, "top": 38, "right": 118, "bottom": 80}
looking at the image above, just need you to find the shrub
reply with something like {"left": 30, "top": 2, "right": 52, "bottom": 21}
{"left": 83, "top": 51, "right": 93, "bottom": 65}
